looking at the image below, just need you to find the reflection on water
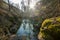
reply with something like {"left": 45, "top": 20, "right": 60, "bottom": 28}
{"left": 16, "top": 19, "right": 36, "bottom": 40}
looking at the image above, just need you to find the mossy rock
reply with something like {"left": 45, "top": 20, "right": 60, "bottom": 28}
{"left": 38, "top": 17, "right": 60, "bottom": 40}
{"left": 42, "top": 16, "right": 60, "bottom": 27}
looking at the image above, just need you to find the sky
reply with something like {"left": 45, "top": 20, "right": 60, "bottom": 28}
{"left": 9, "top": 0, "right": 39, "bottom": 9}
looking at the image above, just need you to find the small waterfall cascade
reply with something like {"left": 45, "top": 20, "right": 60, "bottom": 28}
{"left": 16, "top": 19, "right": 35, "bottom": 40}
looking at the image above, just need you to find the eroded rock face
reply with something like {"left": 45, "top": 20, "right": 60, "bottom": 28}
{"left": 38, "top": 17, "right": 60, "bottom": 40}
{"left": 0, "top": 1, "right": 22, "bottom": 40}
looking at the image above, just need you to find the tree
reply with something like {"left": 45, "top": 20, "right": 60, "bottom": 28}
{"left": 21, "top": 0, "right": 31, "bottom": 18}
{"left": 8, "top": 0, "right": 10, "bottom": 11}
{"left": 0, "top": 0, "right": 3, "bottom": 6}
{"left": 34, "top": 0, "right": 60, "bottom": 27}
{"left": 35, "top": 0, "right": 60, "bottom": 20}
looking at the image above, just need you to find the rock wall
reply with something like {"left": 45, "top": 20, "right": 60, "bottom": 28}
{"left": 0, "top": 0, "right": 22, "bottom": 38}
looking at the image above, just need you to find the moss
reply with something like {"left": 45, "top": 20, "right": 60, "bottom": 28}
{"left": 42, "top": 19, "right": 53, "bottom": 27}
{"left": 38, "top": 17, "right": 60, "bottom": 40}
{"left": 42, "top": 16, "right": 60, "bottom": 27}
{"left": 56, "top": 17, "right": 60, "bottom": 22}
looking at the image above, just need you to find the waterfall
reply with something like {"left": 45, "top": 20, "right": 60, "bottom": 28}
{"left": 16, "top": 19, "right": 34, "bottom": 36}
